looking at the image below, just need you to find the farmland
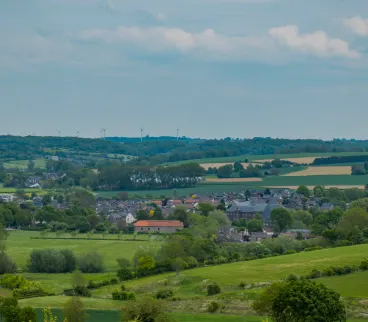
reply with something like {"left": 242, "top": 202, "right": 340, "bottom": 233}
{"left": 6, "top": 230, "right": 163, "bottom": 273}
{"left": 283, "top": 166, "right": 352, "bottom": 176}
{"left": 5, "top": 231, "right": 368, "bottom": 322}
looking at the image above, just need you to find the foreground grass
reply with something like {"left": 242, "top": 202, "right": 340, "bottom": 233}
{"left": 7, "top": 230, "right": 162, "bottom": 272}
{"left": 319, "top": 271, "right": 368, "bottom": 298}
{"left": 92, "top": 244, "right": 368, "bottom": 298}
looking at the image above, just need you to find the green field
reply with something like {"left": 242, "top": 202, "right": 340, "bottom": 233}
{"left": 3, "top": 158, "right": 46, "bottom": 169}
{"left": 319, "top": 271, "right": 368, "bottom": 298}
{"left": 7, "top": 231, "right": 162, "bottom": 273}
{"left": 168, "top": 152, "right": 368, "bottom": 165}
{"left": 91, "top": 244, "right": 368, "bottom": 299}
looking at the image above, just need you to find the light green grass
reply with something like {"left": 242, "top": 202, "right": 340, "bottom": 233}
{"left": 319, "top": 271, "right": 368, "bottom": 298}
{"left": 93, "top": 244, "right": 368, "bottom": 298}
{"left": 7, "top": 230, "right": 162, "bottom": 273}
{"left": 3, "top": 158, "right": 46, "bottom": 169}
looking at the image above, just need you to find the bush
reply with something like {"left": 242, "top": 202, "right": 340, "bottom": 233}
{"left": 304, "top": 246, "right": 323, "bottom": 252}
{"left": 207, "top": 283, "right": 221, "bottom": 296}
{"left": 208, "top": 301, "right": 219, "bottom": 313}
{"left": 77, "top": 252, "right": 104, "bottom": 273}
{"left": 155, "top": 289, "right": 174, "bottom": 300}
{"left": 286, "top": 274, "right": 298, "bottom": 282}
{"left": 27, "top": 249, "right": 76, "bottom": 273}
{"left": 74, "top": 285, "right": 92, "bottom": 297}
{"left": 185, "top": 256, "right": 199, "bottom": 268}
{"left": 305, "top": 269, "right": 321, "bottom": 279}
{"left": 360, "top": 259, "right": 368, "bottom": 271}
{"left": 19, "top": 306, "right": 37, "bottom": 322}
{"left": 12, "top": 288, "right": 48, "bottom": 299}
{"left": 323, "top": 267, "right": 335, "bottom": 277}
{"left": 0, "top": 252, "right": 17, "bottom": 274}
{"left": 117, "top": 268, "right": 134, "bottom": 281}
{"left": 112, "top": 291, "right": 136, "bottom": 301}
{"left": 239, "top": 281, "right": 246, "bottom": 288}
{"left": 284, "top": 250, "right": 297, "bottom": 255}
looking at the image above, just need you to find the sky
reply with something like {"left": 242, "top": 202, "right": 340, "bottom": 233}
{"left": 1, "top": 0, "right": 368, "bottom": 140}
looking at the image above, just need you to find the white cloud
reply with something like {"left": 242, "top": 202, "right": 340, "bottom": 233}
{"left": 344, "top": 17, "right": 368, "bottom": 36}
{"left": 268, "top": 25, "right": 360, "bottom": 58}
{"left": 77, "top": 25, "right": 359, "bottom": 60}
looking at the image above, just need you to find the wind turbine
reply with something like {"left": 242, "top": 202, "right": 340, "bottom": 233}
{"left": 101, "top": 128, "right": 107, "bottom": 140}
{"left": 57, "top": 129, "right": 61, "bottom": 137}
{"left": 76, "top": 130, "right": 80, "bottom": 138}
{"left": 140, "top": 128, "right": 144, "bottom": 143}
{"left": 176, "top": 128, "right": 180, "bottom": 140}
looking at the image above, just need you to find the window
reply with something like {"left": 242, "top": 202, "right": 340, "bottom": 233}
{"left": 158, "top": 228, "right": 160, "bottom": 231}
{"left": 141, "top": 228, "right": 143, "bottom": 231}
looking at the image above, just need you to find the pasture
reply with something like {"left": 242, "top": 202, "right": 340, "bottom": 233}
{"left": 284, "top": 166, "right": 352, "bottom": 176}
{"left": 3, "top": 158, "right": 46, "bottom": 169}
{"left": 6, "top": 230, "right": 163, "bottom": 272}
{"left": 205, "top": 178, "right": 262, "bottom": 183}
{"left": 92, "top": 244, "right": 368, "bottom": 299}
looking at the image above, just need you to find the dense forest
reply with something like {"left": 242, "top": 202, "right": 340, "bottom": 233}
{"left": 2, "top": 135, "right": 368, "bottom": 165}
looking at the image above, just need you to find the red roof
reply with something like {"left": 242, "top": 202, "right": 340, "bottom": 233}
{"left": 134, "top": 220, "right": 184, "bottom": 228}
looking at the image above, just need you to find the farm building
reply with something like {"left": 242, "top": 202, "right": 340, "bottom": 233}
{"left": 134, "top": 220, "right": 184, "bottom": 234}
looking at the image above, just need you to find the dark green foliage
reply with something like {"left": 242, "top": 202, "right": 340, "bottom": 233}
{"left": 239, "top": 164, "right": 262, "bottom": 178}
{"left": 0, "top": 298, "right": 20, "bottom": 322}
{"left": 271, "top": 280, "right": 346, "bottom": 322}
{"left": 63, "top": 296, "right": 87, "bottom": 322}
{"left": 360, "top": 259, "right": 368, "bottom": 271}
{"left": 27, "top": 249, "right": 76, "bottom": 273}
{"left": 305, "top": 269, "right": 322, "bottom": 279}
{"left": 0, "top": 252, "right": 17, "bottom": 274}
{"left": 77, "top": 252, "right": 104, "bottom": 273}
{"left": 296, "top": 185, "right": 310, "bottom": 197}
{"left": 74, "top": 286, "right": 92, "bottom": 297}
{"left": 270, "top": 208, "right": 292, "bottom": 233}
{"left": 285, "top": 274, "right": 298, "bottom": 282}
{"left": 155, "top": 289, "right": 174, "bottom": 300}
{"left": 112, "top": 291, "right": 136, "bottom": 301}
{"left": 239, "top": 281, "right": 246, "bottom": 288}
{"left": 207, "top": 283, "right": 221, "bottom": 296}
{"left": 117, "top": 268, "right": 134, "bottom": 281}
{"left": 19, "top": 306, "right": 37, "bottom": 322}
{"left": 120, "top": 297, "right": 174, "bottom": 322}
{"left": 207, "top": 301, "right": 220, "bottom": 313}
{"left": 217, "top": 165, "right": 233, "bottom": 178}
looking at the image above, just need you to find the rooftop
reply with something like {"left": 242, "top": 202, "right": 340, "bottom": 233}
{"left": 134, "top": 220, "right": 184, "bottom": 228}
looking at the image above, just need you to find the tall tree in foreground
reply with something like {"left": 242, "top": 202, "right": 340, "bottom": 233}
{"left": 253, "top": 280, "right": 346, "bottom": 322}
{"left": 270, "top": 208, "right": 292, "bottom": 233}
{"left": 64, "top": 297, "right": 87, "bottom": 322}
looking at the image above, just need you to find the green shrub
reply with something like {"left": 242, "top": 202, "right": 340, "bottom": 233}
{"left": 239, "top": 281, "right": 246, "bottom": 288}
{"left": 208, "top": 301, "right": 220, "bottom": 313}
{"left": 74, "top": 285, "right": 92, "bottom": 297}
{"left": 19, "top": 306, "right": 37, "bottom": 322}
{"left": 360, "top": 259, "right": 368, "bottom": 271}
{"left": 155, "top": 289, "right": 174, "bottom": 300}
{"left": 117, "top": 268, "right": 134, "bottom": 281}
{"left": 304, "top": 246, "right": 323, "bottom": 252}
{"left": 112, "top": 291, "right": 136, "bottom": 301}
{"left": 306, "top": 269, "right": 321, "bottom": 279}
{"left": 286, "top": 274, "right": 298, "bottom": 282}
{"left": 207, "top": 283, "right": 221, "bottom": 296}
{"left": 284, "top": 250, "right": 297, "bottom": 255}
{"left": 77, "top": 252, "right": 104, "bottom": 273}
{"left": 323, "top": 267, "right": 335, "bottom": 277}
{"left": 12, "top": 288, "right": 48, "bottom": 299}
{"left": 27, "top": 249, "right": 76, "bottom": 273}
{"left": 0, "top": 252, "right": 17, "bottom": 274}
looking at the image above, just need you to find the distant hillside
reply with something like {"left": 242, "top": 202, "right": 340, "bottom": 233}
{"left": 1, "top": 135, "right": 368, "bottom": 165}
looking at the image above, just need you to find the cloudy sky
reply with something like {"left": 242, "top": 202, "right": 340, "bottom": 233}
{"left": 1, "top": 0, "right": 368, "bottom": 139}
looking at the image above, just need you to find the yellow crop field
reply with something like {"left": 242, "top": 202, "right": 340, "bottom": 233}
{"left": 283, "top": 166, "right": 352, "bottom": 176}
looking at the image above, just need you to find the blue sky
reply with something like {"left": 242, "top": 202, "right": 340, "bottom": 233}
{"left": 1, "top": 0, "right": 368, "bottom": 139}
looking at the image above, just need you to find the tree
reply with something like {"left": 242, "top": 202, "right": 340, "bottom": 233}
{"left": 87, "top": 214, "right": 99, "bottom": 230}
{"left": 233, "top": 161, "right": 244, "bottom": 172}
{"left": 71, "top": 270, "right": 86, "bottom": 288}
{"left": 247, "top": 219, "right": 264, "bottom": 233}
{"left": 136, "top": 210, "right": 149, "bottom": 221}
{"left": 270, "top": 208, "right": 292, "bottom": 233}
{"left": 77, "top": 252, "right": 105, "bottom": 273}
{"left": 313, "top": 186, "right": 325, "bottom": 198}
{"left": 270, "top": 280, "right": 345, "bottom": 322}
{"left": 350, "top": 198, "right": 368, "bottom": 212}
{"left": 19, "top": 307, "right": 37, "bottom": 322}
{"left": 27, "top": 159, "right": 35, "bottom": 172}
{"left": 0, "top": 298, "right": 21, "bottom": 322}
{"left": 64, "top": 297, "right": 87, "bottom": 322}
{"left": 217, "top": 165, "right": 233, "bottom": 178}
{"left": 121, "top": 297, "right": 175, "bottom": 322}
{"left": 197, "top": 203, "right": 215, "bottom": 216}
{"left": 42, "top": 194, "right": 52, "bottom": 206}
{"left": 171, "top": 257, "right": 188, "bottom": 276}
{"left": 168, "top": 207, "right": 190, "bottom": 227}
{"left": 291, "top": 210, "right": 313, "bottom": 229}
{"left": 296, "top": 185, "right": 310, "bottom": 198}
{"left": 137, "top": 255, "right": 156, "bottom": 276}
{"left": 264, "top": 188, "right": 271, "bottom": 195}
{"left": 117, "top": 257, "right": 131, "bottom": 269}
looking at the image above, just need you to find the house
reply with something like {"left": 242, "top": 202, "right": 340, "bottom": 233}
{"left": 134, "top": 220, "right": 184, "bottom": 233}
{"left": 108, "top": 212, "right": 136, "bottom": 225}
{"left": 0, "top": 194, "right": 14, "bottom": 202}
{"left": 320, "top": 203, "right": 334, "bottom": 211}
{"left": 25, "top": 176, "right": 41, "bottom": 187}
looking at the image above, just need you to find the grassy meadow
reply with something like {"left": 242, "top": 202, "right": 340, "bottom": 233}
{"left": 7, "top": 230, "right": 163, "bottom": 273}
